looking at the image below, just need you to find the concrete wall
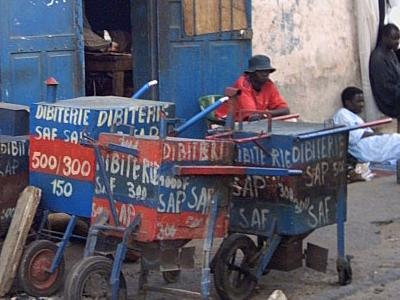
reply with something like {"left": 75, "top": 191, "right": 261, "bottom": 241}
{"left": 252, "top": 0, "right": 361, "bottom": 122}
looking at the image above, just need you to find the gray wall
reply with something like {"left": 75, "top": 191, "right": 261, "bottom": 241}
{"left": 252, "top": 0, "right": 361, "bottom": 122}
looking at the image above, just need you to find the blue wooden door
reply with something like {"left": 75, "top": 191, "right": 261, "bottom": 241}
{"left": 0, "top": 0, "right": 84, "bottom": 106}
{"left": 157, "top": 0, "right": 252, "bottom": 138}
{"left": 132, "top": 0, "right": 252, "bottom": 137}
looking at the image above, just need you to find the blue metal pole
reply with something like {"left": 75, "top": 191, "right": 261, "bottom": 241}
{"left": 174, "top": 96, "right": 229, "bottom": 136}
{"left": 201, "top": 194, "right": 219, "bottom": 299}
{"left": 131, "top": 80, "right": 158, "bottom": 99}
{"left": 337, "top": 188, "right": 346, "bottom": 258}
{"left": 49, "top": 215, "right": 77, "bottom": 273}
{"left": 111, "top": 215, "right": 141, "bottom": 300}
{"left": 94, "top": 144, "right": 120, "bottom": 226}
{"left": 244, "top": 167, "right": 302, "bottom": 176}
{"left": 256, "top": 235, "right": 281, "bottom": 279}
{"left": 297, "top": 118, "right": 392, "bottom": 140}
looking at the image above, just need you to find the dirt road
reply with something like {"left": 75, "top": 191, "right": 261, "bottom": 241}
{"left": 11, "top": 175, "right": 400, "bottom": 299}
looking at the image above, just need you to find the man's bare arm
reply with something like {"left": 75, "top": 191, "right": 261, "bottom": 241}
{"left": 269, "top": 107, "right": 290, "bottom": 117}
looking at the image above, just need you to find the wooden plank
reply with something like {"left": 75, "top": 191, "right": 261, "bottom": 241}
{"left": 0, "top": 186, "right": 41, "bottom": 297}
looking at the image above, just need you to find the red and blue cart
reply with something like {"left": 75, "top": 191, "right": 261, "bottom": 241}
{"left": 63, "top": 129, "right": 299, "bottom": 299}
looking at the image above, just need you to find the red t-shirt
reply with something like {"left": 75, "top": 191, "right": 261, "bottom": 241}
{"left": 215, "top": 74, "right": 288, "bottom": 120}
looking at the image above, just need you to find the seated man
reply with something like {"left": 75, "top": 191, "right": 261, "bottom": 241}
{"left": 215, "top": 55, "right": 290, "bottom": 121}
{"left": 333, "top": 86, "right": 400, "bottom": 163}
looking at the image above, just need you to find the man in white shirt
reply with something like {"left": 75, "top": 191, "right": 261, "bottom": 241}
{"left": 333, "top": 86, "right": 400, "bottom": 162}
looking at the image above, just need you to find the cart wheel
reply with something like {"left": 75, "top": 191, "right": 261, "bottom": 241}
{"left": 214, "top": 233, "right": 258, "bottom": 300}
{"left": 64, "top": 256, "right": 127, "bottom": 300}
{"left": 337, "top": 256, "right": 352, "bottom": 286}
{"left": 18, "top": 240, "right": 65, "bottom": 297}
{"left": 162, "top": 270, "right": 181, "bottom": 283}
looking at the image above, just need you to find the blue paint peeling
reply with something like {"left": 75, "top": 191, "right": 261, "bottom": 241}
{"left": 280, "top": 3, "right": 301, "bottom": 55}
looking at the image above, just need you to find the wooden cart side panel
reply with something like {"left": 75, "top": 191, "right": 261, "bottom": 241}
{"left": 0, "top": 138, "right": 29, "bottom": 235}
{"left": 94, "top": 134, "right": 233, "bottom": 241}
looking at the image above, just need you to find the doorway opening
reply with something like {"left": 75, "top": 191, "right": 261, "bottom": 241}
{"left": 83, "top": 0, "right": 134, "bottom": 97}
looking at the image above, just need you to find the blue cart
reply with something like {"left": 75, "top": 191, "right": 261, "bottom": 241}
{"left": 210, "top": 118, "right": 390, "bottom": 300}
{"left": 17, "top": 83, "right": 174, "bottom": 297}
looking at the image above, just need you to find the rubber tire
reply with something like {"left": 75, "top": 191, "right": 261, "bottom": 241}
{"left": 214, "top": 234, "right": 258, "bottom": 300}
{"left": 162, "top": 270, "right": 181, "bottom": 283}
{"left": 18, "top": 239, "right": 65, "bottom": 297}
{"left": 338, "top": 259, "right": 352, "bottom": 286}
{"left": 64, "top": 256, "right": 127, "bottom": 300}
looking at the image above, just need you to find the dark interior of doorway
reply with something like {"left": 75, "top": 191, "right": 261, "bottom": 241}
{"left": 83, "top": 0, "right": 134, "bottom": 97}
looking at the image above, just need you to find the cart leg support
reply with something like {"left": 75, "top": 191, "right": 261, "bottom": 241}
{"left": 111, "top": 215, "right": 141, "bottom": 300}
{"left": 201, "top": 195, "right": 219, "bottom": 300}
{"left": 336, "top": 189, "right": 352, "bottom": 285}
{"left": 337, "top": 189, "right": 346, "bottom": 259}
{"left": 49, "top": 215, "right": 77, "bottom": 273}
{"left": 256, "top": 219, "right": 282, "bottom": 279}
{"left": 84, "top": 212, "right": 108, "bottom": 257}
{"left": 256, "top": 235, "right": 281, "bottom": 279}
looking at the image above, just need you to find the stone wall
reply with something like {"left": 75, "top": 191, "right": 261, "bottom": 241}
{"left": 252, "top": 0, "right": 361, "bottom": 122}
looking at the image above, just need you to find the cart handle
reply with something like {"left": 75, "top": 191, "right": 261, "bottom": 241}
{"left": 272, "top": 113, "right": 300, "bottom": 121}
{"left": 205, "top": 130, "right": 270, "bottom": 144}
{"left": 297, "top": 118, "right": 392, "bottom": 140}
{"left": 206, "top": 113, "right": 300, "bottom": 142}
{"left": 131, "top": 80, "right": 158, "bottom": 99}
{"left": 172, "top": 96, "right": 229, "bottom": 136}
{"left": 173, "top": 165, "right": 302, "bottom": 176}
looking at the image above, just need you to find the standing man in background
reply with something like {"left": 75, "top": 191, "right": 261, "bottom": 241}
{"left": 369, "top": 23, "right": 400, "bottom": 129}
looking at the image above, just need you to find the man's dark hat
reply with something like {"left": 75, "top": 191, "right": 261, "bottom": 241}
{"left": 245, "top": 55, "right": 276, "bottom": 73}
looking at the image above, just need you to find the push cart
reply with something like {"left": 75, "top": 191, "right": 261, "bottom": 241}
{"left": 209, "top": 117, "right": 392, "bottom": 300}
{"left": 63, "top": 129, "right": 300, "bottom": 300}
{"left": 17, "top": 82, "right": 173, "bottom": 297}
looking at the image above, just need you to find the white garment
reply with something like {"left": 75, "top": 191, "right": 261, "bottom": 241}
{"left": 388, "top": 6, "right": 400, "bottom": 32}
{"left": 333, "top": 108, "right": 400, "bottom": 162}
{"left": 387, "top": 0, "right": 400, "bottom": 27}
{"left": 355, "top": 0, "right": 382, "bottom": 121}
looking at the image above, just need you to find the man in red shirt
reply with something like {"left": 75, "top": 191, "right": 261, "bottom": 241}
{"left": 216, "top": 55, "right": 290, "bottom": 121}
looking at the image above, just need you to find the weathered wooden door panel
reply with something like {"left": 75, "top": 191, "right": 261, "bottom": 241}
{"left": 156, "top": 0, "right": 252, "bottom": 138}
{"left": 207, "top": 41, "right": 249, "bottom": 96}
{"left": 168, "top": 42, "right": 203, "bottom": 119}
{"left": 0, "top": 0, "right": 84, "bottom": 105}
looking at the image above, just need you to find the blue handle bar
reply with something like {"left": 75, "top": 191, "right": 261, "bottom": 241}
{"left": 174, "top": 96, "right": 229, "bottom": 135}
{"left": 131, "top": 80, "right": 158, "bottom": 99}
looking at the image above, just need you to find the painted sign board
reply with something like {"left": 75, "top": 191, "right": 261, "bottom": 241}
{"left": 228, "top": 120, "right": 348, "bottom": 236}
{"left": 93, "top": 133, "right": 234, "bottom": 242}
{"left": 29, "top": 96, "right": 175, "bottom": 217}
{"left": 0, "top": 136, "right": 29, "bottom": 237}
